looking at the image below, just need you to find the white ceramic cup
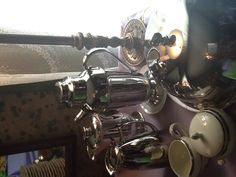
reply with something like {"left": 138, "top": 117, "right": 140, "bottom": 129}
{"left": 168, "top": 123, "right": 207, "bottom": 177}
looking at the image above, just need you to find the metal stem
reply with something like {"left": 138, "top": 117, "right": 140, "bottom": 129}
{"left": 0, "top": 32, "right": 176, "bottom": 50}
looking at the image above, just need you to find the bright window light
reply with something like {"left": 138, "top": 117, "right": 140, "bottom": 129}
{"left": 0, "top": 0, "right": 154, "bottom": 36}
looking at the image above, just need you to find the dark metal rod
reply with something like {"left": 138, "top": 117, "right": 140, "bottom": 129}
{"left": 0, "top": 34, "right": 74, "bottom": 46}
{"left": 0, "top": 33, "right": 126, "bottom": 50}
{"left": 0, "top": 32, "right": 175, "bottom": 50}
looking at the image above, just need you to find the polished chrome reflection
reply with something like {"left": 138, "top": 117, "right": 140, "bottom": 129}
{"left": 82, "top": 112, "right": 145, "bottom": 160}
{"left": 56, "top": 48, "right": 166, "bottom": 116}
{"left": 55, "top": 66, "right": 150, "bottom": 112}
{"left": 139, "top": 65, "right": 167, "bottom": 114}
{"left": 105, "top": 121, "right": 167, "bottom": 175}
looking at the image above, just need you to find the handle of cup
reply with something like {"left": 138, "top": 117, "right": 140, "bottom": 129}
{"left": 169, "top": 123, "right": 189, "bottom": 139}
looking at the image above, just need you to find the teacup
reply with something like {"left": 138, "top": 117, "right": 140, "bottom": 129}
{"left": 168, "top": 123, "right": 207, "bottom": 177}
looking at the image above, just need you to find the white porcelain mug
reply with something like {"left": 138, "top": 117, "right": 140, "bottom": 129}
{"left": 168, "top": 123, "right": 207, "bottom": 177}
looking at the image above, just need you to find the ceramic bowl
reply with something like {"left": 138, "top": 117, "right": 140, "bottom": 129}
{"left": 189, "top": 109, "right": 236, "bottom": 158}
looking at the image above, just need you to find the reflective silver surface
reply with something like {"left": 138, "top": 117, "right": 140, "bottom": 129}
{"left": 82, "top": 112, "right": 145, "bottom": 160}
{"left": 107, "top": 74, "right": 150, "bottom": 108}
{"left": 105, "top": 121, "right": 167, "bottom": 175}
{"left": 82, "top": 113, "right": 102, "bottom": 160}
{"left": 139, "top": 66, "right": 167, "bottom": 114}
{"left": 55, "top": 49, "right": 156, "bottom": 113}
{"left": 145, "top": 0, "right": 236, "bottom": 110}
{"left": 102, "top": 112, "right": 144, "bottom": 132}
{"left": 55, "top": 67, "right": 151, "bottom": 112}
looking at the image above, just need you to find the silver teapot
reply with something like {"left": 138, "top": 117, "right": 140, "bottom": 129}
{"left": 81, "top": 111, "right": 145, "bottom": 160}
